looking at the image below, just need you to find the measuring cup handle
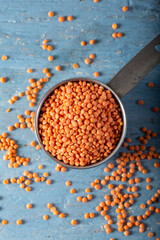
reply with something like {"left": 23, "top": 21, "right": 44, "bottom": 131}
{"left": 107, "top": 34, "right": 160, "bottom": 99}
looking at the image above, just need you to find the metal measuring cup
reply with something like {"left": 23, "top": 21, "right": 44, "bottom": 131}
{"left": 35, "top": 35, "right": 160, "bottom": 169}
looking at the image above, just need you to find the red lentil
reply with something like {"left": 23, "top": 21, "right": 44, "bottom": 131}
{"left": 48, "top": 11, "right": 54, "bottom": 17}
{"left": 112, "top": 23, "right": 118, "bottom": 29}
{"left": 0, "top": 77, "right": 6, "bottom": 83}
{"left": 16, "top": 219, "right": 22, "bottom": 225}
{"left": 67, "top": 16, "right": 73, "bottom": 21}
{"left": 122, "top": 6, "right": 128, "bottom": 12}
{"left": 43, "top": 215, "right": 49, "bottom": 220}
{"left": 71, "top": 219, "right": 77, "bottom": 225}
{"left": 58, "top": 16, "right": 65, "bottom": 22}
{"left": 65, "top": 181, "right": 71, "bottom": 187}
{"left": 89, "top": 39, "right": 95, "bottom": 45}
{"left": 81, "top": 41, "right": 86, "bottom": 46}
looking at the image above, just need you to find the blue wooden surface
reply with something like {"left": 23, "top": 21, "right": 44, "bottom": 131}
{"left": 0, "top": 0, "right": 160, "bottom": 239}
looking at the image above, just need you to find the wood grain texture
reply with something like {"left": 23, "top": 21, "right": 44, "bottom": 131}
{"left": 0, "top": 0, "right": 160, "bottom": 239}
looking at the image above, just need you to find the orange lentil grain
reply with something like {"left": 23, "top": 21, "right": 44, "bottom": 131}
{"left": 41, "top": 177, "right": 45, "bottom": 182}
{"left": 117, "top": 32, "right": 123, "bottom": 38}
{"left": 3, "top": 179, "right": 9, "bottom": 185}
{"left": 70, "top": 188, "right": 76, "bottom": 194}
{"left": 77, "top": 196, "right": 82, "bottom": 202}
{"left": 108, "top": 184, "right": 113, "bottom": 189}
{"left": 16, "top": 219, "right": 22, "bottom": 225}
{"left": 151, "top": 196, "right": 156, "bottom": 202}
{"left": 106, "top": 228, "right": 112, "bottom": 234}
{"left": 95, "top": 184, "right": 101, "bottom": 190}
{"left": 14, "top": 123, "right": 20, "bottom": 128}
{"left": 148, "top": 82, "right": 154, "bottom": 87}
{"left": 146, "top": 185, "right": 152, "bottom": 190}
{"left": 82, "top": 197, "right": 88, "bottom": 203}
{"left": 8, "top": 99, "right": 14, "bottom": 104}
{"left": 43, "top": 39, "right": 48, "bottom": 44}
{"left": 154, "top": 162, "right": 160, "bottom": 168}
{"left": 50, "top": 207, "right": 56, "bottom": 213}
{"left": 48, "top": 11, "right": 54, "bottom": 17}
{"left": 67, "top": 16, "right": 73, "bottom": 21}
{"left": 138, "top": 100, "right": 144, "bottom": 105}
{"left": 104, "top": 167, "right": 110, "bottom": 172}
{"left": 8, "top": 126, "right": 14, "bottom": 131}
{"left": 124, "top": 231, "right": 130, "bottom": 236}
{"left": 48, "top": 56, "right": 53, "bottom": 61}
{"left": 73, "top": 63, "right": 79, "bottom": 69}
{"left": 30, "top": 141, "right": 36, "bottom": 147}
{"left": 61, "top": 167, "right": 66, "bottom": 172}
{"left": 96, "top": 206, "right": 102, "bottom": 211}
{"left": 54, "top": 210, "right": 59, "bottom": 215}
{"left": 46, "top": 179, "right": 51, "bottom": 185}
{"left": 112, "top": 33, "right": 117, "bottom": 38}
{"left": 2, "top": 219, "right": 8, "bottom": 225}
{"left": 25, "top": 186, "right": 31, "bottom": 192}
{"left": 155, "top": 193, "right": 159, "bottom": 198}
{"left": 65, "top": 181, "right": 71, "bottom": 187}
{"left": 47, "top": 45, "right": 53, "bottom": 51}
{"left": 25, "top": 179, "right": 30, "bottom": 185}
{"left": 26, "top": 203, "right": 32, "bottom": 209}
{"left": 29, "top": 102, "right": 35, "bottom": 107}
{"left": 43, "top": 215, "right": 49, "bottom": 220}
{"left": 142, "top": 169, "right": 148, "bottom": 174}
{"left": 19, "top": 184, "right": 25, "bottom": 189}
{"left": 55, "top": 66, "right": 61, "bottom": 71}
{"left": 89, "top": 53, "right": 96, "bottom": 59}
{"left": 10, "top": 178, "right": 17, "bottom": 183}
{"left": 6, "top": 108, "right": 11, "bottom": 112}
{"left": 155, "top": 208, "right": 160, "bottom": 214}
{"left": 1, "top": 55, "right": 8, "bottom": 61}
{"left": 151, "top": 132, "right": 157, "bottom": 137}
{"left": 101, "top": 210, "right": 106, "bottom": 216}
{"left": 43, "top": 172, "right": 49, "bottom": 177}
{"left": 38, "top": 164, "right": 43, "bottom": 170}
{"left": 84, "top": 213, "right": 90, "bottom": 219}
{"left": 0, "top": 77, "right": 6, "bottom": 83}
{"left": 90, "top": 213, "right": 95, "bottom": 218}
{"left": 27, "top": 68, "right": 33, "bottom": 73}
{"left": 89, "top": 39, "right": 95, "bottom": 45}
{"left": 122, "top": 6, "right": 128, "bottom": 12}
{"left": 87, "top": 194, "right": 93, "bottom": 200}
{"left": 149, "top": 206, "right": 155, "bottom": 211}
{"left": 94, "top": 72, "right": 99, "bottom": 78}
{"left": 42, "top": 44, "right": 48, "bottom": 50}
{"left": 81, "top": 41, "right": 86, "bottom": 46}
{"left": 148, "top": 232, "right": 154, "bottom": 237}
{"left": 108, "top": 163, "right": 114, "bottom": 169}
{"left": 36, "top": 144, "right": 41, "bottom": 150}
{"left": 112, "top": 23, "right": 118, "bottom": 29}
{"left": 153, "top": 107, "right": 159, "bottom": 112}
{"left": 58, "top": 16, "right": 65, "bottom": 22}
{"left": 84, "top": 58, "right": 91, "bottom": 64}
{"left": 59, "top": 213, "right": 66, "bottom": 218}
{"left": 94, "top": 179, "right": 100, "bottom": 184}
{"left": 85, "top": 188, "right": 90, "bottom": 193}
{"left": 101, "top": 179, "right": 107, "bottom": 185}
{"left": 43, "top": 68, "right": 49, "bottom": 74}
{"left": 71, "top": 219, "right": 77, "bottom": 225}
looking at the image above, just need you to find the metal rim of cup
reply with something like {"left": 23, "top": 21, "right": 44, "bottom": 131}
{"left": 35, "top": 77, "right": 127, "bottom": 169}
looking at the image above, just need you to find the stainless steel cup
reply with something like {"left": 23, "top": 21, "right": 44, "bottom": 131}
{"left": 35, "top": 35, "right": 160, "bottom": 169}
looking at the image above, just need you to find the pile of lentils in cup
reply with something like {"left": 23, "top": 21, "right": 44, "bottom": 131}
{"left": 38, "top": 81, "right": 123, "bottom": 166}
